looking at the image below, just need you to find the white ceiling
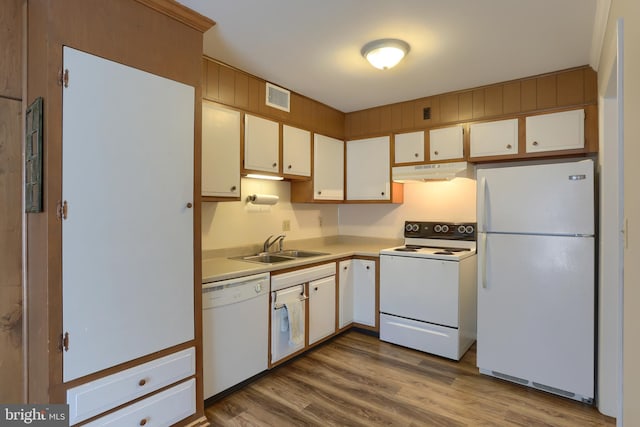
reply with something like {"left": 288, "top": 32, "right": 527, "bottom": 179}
{"left": 177, "top": 0, "right": 600, "bottom": 113}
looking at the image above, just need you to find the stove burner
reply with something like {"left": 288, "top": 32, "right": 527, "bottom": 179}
{"left": 434, "top": 251, "right": 454, "bottom": 255}
{"left": 394, "top": 247, "right": 417, "bottom": 252}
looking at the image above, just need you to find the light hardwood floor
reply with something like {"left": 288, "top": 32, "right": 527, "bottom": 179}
{"left": 205, "top": 331, "right": 615, "bottom": 426}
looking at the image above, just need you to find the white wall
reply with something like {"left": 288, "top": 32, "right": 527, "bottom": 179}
{"left": 338, "top": 178, "right": 476, "bottom": 238}
{"left": 201, "top": 178, "right": 339, "bottom": 250}
{"left": 598, "top": 0, "right": 640, "bottom": 424}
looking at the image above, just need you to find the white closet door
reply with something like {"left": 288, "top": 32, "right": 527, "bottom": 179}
{"left": 62, "top": 47, "right": 194, "bottom": 381}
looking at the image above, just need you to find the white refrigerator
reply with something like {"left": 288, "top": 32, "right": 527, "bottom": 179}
{"left": 476, "top": 158, "right": 595, "bottom": 403}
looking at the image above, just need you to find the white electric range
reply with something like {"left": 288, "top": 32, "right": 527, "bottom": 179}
{"left": 379, "top": 221, "right": 477, "bottom": 360}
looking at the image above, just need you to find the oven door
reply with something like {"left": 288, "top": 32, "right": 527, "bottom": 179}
{"left": 380, "top": 254, "right": 459, "bottom": 327}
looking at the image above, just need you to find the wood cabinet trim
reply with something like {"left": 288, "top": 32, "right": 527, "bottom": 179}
{"left": 134, "top": 0, "right": 215, "bottom": 32}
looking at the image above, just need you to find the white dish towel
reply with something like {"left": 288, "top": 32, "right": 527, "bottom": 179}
{"left": 284, "top": 299, "right": 304, "bottom": 346}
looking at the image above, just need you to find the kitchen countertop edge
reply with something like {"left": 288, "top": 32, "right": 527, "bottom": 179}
{"left": 202, "top": 236, "right": 402, "bottom": 283}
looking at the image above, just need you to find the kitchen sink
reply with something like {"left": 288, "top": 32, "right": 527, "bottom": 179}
{"left": 231, "top": 249, "right": 329, "bottom": 264}
{"left": 276, "top": 250, "right": 329, "bottom": 258}
{"left": 238, "top": 254, "right": 293, "bottom": 264}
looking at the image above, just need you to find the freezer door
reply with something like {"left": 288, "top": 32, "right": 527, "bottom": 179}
{"left": 477, "top": 233, "right": 594, "bottom": 398}
{"left": 477, "top": 159, "right": 594, "bottom": 235}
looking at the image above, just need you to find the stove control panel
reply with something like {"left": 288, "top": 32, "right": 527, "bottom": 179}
{"left": 404, "top": 221, "right": 476, "bottom": 240}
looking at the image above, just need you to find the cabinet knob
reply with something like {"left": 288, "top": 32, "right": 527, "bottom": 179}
{"left": 506, "top": 144, "right": 512, "bottom": 149}
{"left": 139, "top": 418, "right": 148, "bottom": 426}
{"left": 314, "top": 286, "right": 318, "bottom": 291}
{"left": 272, "top": 162, "right": 277, "bottom": 168}
{"left": 186, "top": 202, "right": 193, "bottom": 209}
{"left": 138, "top": 378, "right": 147, "bottom": 386}
{"left": 287, "top": 164, "right": 292, "bottom": 169}
{"left": 343, "top": 266, "right": 348, "bottom": 270}
{"left": 230, "top": 185, "right": 237, "bottom": 192}
{"left": 381, "top": 191, "right": 385, "bottom": 196}
{"left": 317, "top": 191, "right": 322, "bottom": 195}
{"left": 366, "top": 265, "right": 370, "bottom": 270}
{"left": 532, "top": 141, "right": 539, "bottom": 146}
{"left": 434, "top": 151, "right": 439, "bottom": 156}
{"left": 414, "top": 153, "right": 419, "bottom": 157}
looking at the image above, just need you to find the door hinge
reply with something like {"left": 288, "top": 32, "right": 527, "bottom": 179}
{"left": 58, "top": 69, "right": 69, "bottom": 88}
{"left": 56, "top": 200, "right": 68, "bottom": 220}
{"left": 60, "top": 332, "right": 69, "bottom": 352}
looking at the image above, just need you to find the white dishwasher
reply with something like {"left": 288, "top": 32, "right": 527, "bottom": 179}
{"left": 202, "top": 272, "right": 269, "bottom": 400}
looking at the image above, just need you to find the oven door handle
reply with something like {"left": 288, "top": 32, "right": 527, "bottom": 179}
{"left": 479, "top": 232, "right": 487, "bottom": 289}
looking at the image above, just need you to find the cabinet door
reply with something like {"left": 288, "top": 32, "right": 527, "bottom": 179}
{"left": 346, "top": 136, "right": 390, "bottom": 200}
{"left": 470, "top": 119, "right": 519, "bottom": 158}
{"left": 526, "top": 109, "right": 585, "bottom": 153}
{"left": 429, "top": 126, "right": 464, "bottom": 161}
{"left": 62, "top": 47, "right": 194, "bottom": 381}
{"left": 283, "top": 125, "right": 311, "bottom": 177}
{"left": 308, "top": 276, "right": 336, "bottom": 345}
{"left": 202, "top": 103, "right": 240, "bottom": 197}
{"left": 353, "top": 259, "right": 376, "bottom": 327}
{"left": 394, "top": 131, "right": 424, "bottom": 164}
{"left": 338, "top": 260, "right": 354, "bottom": 328}
{"left": 244, "top": 114, "right": 279, "bottom": 173}
{"left": 314, "top": 134, "right": 344, "bottom": 200}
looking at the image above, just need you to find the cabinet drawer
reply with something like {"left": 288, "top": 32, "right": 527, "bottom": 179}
{"left": 271, "top": 263, "right": 336, "bottom": 291}
{"left": 83, "top": 378, "right": 196, "bottom": 427}
{"left": 67, "top": 347, "right": 195, "bottom": 425}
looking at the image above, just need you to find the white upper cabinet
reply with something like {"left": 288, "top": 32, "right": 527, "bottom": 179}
{"left": 470, "top": 118, "right": 519, "bottom": 158}
{"left": 429, "top": 126, "right": 464, "bottom": 161}
{"left": 347, "top": 136, "right": 390, "bottom": 201}
{"left": 314, "top": 134, "right": 344, "bottom": 200}
{"left": 244, "top": 114, "right": 280, "bottom": 173}
{"left": 202, "top": 103, "right": 240, "bottom": 197}
{"left": 394, "top": 131, "right": 425, "bottom": 164}
{"left": 283, "top": 125, "right": 311, "bottom": 177}
{"left": 526, "top": 109, "right": 585, "bottom": 153}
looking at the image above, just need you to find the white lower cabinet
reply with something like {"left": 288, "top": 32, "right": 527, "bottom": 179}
{"left": 338, "top": 260, "right": 354, "bottom": 328}
{"left": 339, "top": 259, "right": 377, "bottom": 328}
{"left": 67, "top": 348, "right": 195, "bottom": 425}
{"left": 83, "top": 378, "right": 196, "bottom": 427}
{"left": 308, "top": 276, "right": 336, "bottom": 345}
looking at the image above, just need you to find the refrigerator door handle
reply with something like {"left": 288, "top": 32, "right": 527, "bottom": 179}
{"left": 479, "top": 232, "right": 487, "bottom": 289}
{"left": 479, "top": 176, "right": 488, "bottom": 232}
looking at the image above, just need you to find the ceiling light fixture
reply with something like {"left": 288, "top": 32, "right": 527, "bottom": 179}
{"left": 361, "top": 38, "right": 410, "bottom": 70}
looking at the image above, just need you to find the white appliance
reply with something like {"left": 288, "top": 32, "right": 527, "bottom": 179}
{"left": 380, "top": 221, "right": 477, "bottom": 360}
{"left": 202, "top": 273, "right": 269, "bottom": 400}
{"left": 476, "top": 158, "right": 595, "bottom": 403}
{"left": 392, "top": 161, "right": 469, "bottom": 182}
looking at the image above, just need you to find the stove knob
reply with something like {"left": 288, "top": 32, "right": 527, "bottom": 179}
{"left": 434, "top": 224, "right": 442, "bottom": 232}
{"left": 457, "top": 225, "right": 466, "bottom": 234}
{"left": 405, "top": 223, "right": 414, "bottom": 232}
{"left": 465, "top": 225, "right": 474, "bottom": 234}
{"left": 441, "top": 225, "right": 449, "bottom": 233}
{"left": 412, "top": 224, "right": 419, "bottom": 232}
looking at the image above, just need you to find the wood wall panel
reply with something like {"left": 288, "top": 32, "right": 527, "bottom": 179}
{"left": 584, "top": 68, "right": 597, "bottom": 103}
{"left": 391, "top": 103, "right": 403, "bottom": 130}
{"left": 472, "top": 89, "right": 484, "bottom": 118}
{"left": 0, "top": 0, "right": 22, "bottom": 99}
{"left": 521, "top": 79, "right": 537, "bottom": 111}
{"left": 557, "top": 69, "right": 584, "bottom": 106}
{"left": 458, "top": 92, "right": 473, "bottom": 121}
{"left": 248, "top": 76, "right": 261, "bottom": 113}
{"left": 536, "top": 75, "right": 557, "bottom": 109}
{"left": 502, "top": 82, "right": 521, "bottom": 114}
{"left": 0, "top": 98, "right": 23, "bottom": 404}
{"left": 234, "top": 72, "right": 249, "bottom": 109}
{"left": 440, "top": 93, "right": 458, "bottom": 123}
{"left": 484, "top": 86, "right": 503, "bottom": 117}
{"left": 218, "top": 66, "right": 235, "bottom": 105}
{"left": 204, "top": 60, "right": 219, "bottom": 100}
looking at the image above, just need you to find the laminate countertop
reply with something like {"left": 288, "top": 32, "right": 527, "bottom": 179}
{"left": 202, "top": 235, "right": 402, "bottom": 284}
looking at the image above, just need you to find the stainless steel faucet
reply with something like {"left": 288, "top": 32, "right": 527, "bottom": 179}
{"left": 263, "top": 234, "right": 286, "bottom": 253}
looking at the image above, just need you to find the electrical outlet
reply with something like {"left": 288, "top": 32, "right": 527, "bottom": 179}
{"left": 282, "top": 219, "right": 291, "bottom": 231}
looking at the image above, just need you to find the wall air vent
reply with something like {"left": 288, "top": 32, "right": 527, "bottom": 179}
{"left": 266, "top": 82, "right": 290, "bottom": 112}
{"left": 423, "top": 107, "right": 431, "bottom": 120}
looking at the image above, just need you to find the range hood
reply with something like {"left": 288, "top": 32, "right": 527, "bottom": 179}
{"left": 392, "top": 161, "right": 470, "bottom": 182}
